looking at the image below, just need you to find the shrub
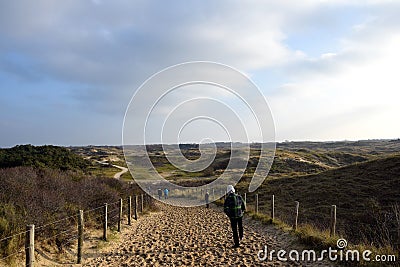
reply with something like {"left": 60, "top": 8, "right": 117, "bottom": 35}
{"left": 0, "top": 166, "right": 145, "bottom": 260}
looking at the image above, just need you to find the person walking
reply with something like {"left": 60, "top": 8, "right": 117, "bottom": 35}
{"left": 157, "top": 188, "right": 162, "bottom": 200}
{"left": 205, "top": 190, "right": 210, "bottom": 208}
{"left": 224, "top": 185, "right": 246, "bottom": 248}
{"left": 163, "top": 188, "right": 169, "bottom": 199}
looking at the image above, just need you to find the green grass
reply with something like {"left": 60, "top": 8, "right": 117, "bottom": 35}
{"left": 87, "top": 164, "right": 122, "bottom": 178}
{"left": 120, "top": 171, "right": 134, "bottom": 181}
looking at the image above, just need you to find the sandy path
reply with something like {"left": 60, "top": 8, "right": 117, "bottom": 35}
{"left": 85, "top": 203, "right": 333, "bottom": 266}
{"left": 112, "top": 165, "right": 128, "bottom": 179}
{"left": 94, "top": 160, "right": 128, "bottom": 180}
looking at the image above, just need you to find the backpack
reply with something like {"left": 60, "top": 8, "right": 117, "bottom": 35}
{"left": 224, "top": 193, "right": 246, "bottom": 218}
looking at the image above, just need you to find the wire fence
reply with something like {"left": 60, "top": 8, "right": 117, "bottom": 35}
{"left": 235, "top": 191, "right": 400, "bottom": 249}
{"left": 239, "top": 191, "right": 347, "bottom": 238}
{"left": 172, "top": 186, "right": 399, "bottom": 247}
{"left": 0, "top": 194, "right": 153, "bottom": 266}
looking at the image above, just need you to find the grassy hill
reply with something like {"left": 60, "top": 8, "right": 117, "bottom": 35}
{"left": 88, "top": 140, "right": 400, "bottom": 181}
{"left": 82, "top": 140, "right": 400, "bottom": 179}
{"left": 237, "top": 154, "right": 400, "bottom": 246}
{"left": 0, "top": 144, "right": 89, "bottom": 171}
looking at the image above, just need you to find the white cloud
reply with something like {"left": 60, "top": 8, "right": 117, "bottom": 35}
{"left": 269, "top": 7, "right": 400, "bottom": 141}
{"left": 1, "top": 0, "right": 400, "bottom": 145}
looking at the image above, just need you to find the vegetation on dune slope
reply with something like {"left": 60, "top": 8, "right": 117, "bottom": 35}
{"left": 0, "top": 166, "right": 147, "bottom": 261}
{"left": 0, "top": 144, "right": 89, "bottom": 171}
{"left": 236, "top": 154, "right": 400, "bottom": 247}
{"left": 0, "top": 145, "right": 151, "bottom": 263}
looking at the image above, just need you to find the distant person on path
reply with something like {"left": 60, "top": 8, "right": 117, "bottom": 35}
{"left": 205, "top": 190, "right": 210, "bottom": 208}
{"left": 224, "top": 185, "right": 246, "bottom": 248}
{"left": 163, "top": 188, "right": 169, "bottom": 199}
{"left": 157, "top": 188, "right": 162, "bottom": 200}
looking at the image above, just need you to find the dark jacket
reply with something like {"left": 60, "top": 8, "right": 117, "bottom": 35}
{"left": 224, "top": 193, "right": 246, "bottom": 219}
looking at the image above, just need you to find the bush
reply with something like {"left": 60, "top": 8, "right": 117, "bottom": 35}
{"left": 0, "top": 145, "right": 89, "bottom": 171}
{"left": 0, "top": 166, "right": 145, "bottom": 259}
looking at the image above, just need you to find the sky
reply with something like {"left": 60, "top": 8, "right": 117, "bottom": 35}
{"left": 1, "top": 0, "right": 400, "bottom": 147}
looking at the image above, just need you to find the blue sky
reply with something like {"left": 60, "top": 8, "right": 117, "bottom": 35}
{"left": 1, "top": 0, "right": 399, "bottom": 146}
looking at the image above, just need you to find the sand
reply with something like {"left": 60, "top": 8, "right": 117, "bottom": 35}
{"left": 84, "top": 203, "right": 333, "bottom": 266}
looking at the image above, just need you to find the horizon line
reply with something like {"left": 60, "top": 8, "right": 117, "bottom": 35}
{"left": 2, "top": 138, "right": 400, "bottom": 148}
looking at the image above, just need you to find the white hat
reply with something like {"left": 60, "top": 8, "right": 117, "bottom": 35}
{"left": 227, "top": 185, "right": 235, "bottom": 193}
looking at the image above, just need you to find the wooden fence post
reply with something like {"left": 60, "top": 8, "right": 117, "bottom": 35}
{"left": 103, "top": 203, "right": 108, "bottom": 241}
{"left": 271, "top": 195, "right": 275, "bottom": 221}
{"left": 255, "top": 194, "right": 259, "bottom": 214}
{"left": 77, "top": 210, "right": 84, "bottom": 264}
{"left": 141, "top": 194, "right": 144, "bottom": 213}
{"left": 118, "top": 198, "right": 123, "bottom": 232}
{"left": 25, "top": 224, "right": 34, "bottom": 267}
{"left": 330, "top": 205, "right": 337, "bottom": 237}
{"left": 128, "top": 196, "right": 132, "bottom": 226}
{"left": 134, "top": 196, "right": 138, "bottom": 220}
{"left": 293, "top": 201, "right": 299, "bottom": 231}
